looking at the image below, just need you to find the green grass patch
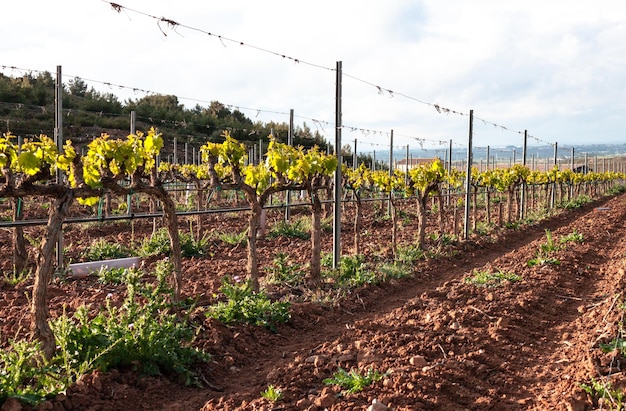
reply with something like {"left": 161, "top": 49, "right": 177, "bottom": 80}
{"left": 323, "top": 368, "right": 385, "bottom": 395}
{"left": 464, "top": 269, "right": 521, "bottom": 288}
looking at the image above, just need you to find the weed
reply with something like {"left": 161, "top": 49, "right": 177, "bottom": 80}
{"left": 580, "top": 377, "right": 624, "bottom": 410}
{"left": 396, "top": 244, "right": 426, "bottom": 266}
{"left": 527, "top": 255, "right": 561, "bottom": 267}
{"left": 464, "top": 269, "right": 521, "bottom": 287}
{"left": 473, "top": 222, "right": 492, "bottom": 236}
{"left": 51, "top": 263, "right": 209, "bottom": 383}
{"left": 560, "top": 229, "right": 584, "bottom": 244}
{"left": 527, "top": 229, "right": 563, "bottom": 267}
{"left": 376, "top": 262, "right": 412, "bottom": 280}
{"left": 84, "top": 238, "right": 133, "bottom": 262}
{"left": 0, "top": 262, "right": 210, "bottom": 406}
{"left": 206, "top": 277, "right": 291, "bottom": 332}
{"left": 599, "top": 337, "right": 626, "bottom": 354}
{"left": 260, "top": 385, "right": 284, "bottom": 402}
{"left": 214, "top": 230, "right": 247, "bottom": 246}
{"left": 95, "top": 266, "right": 128, "bottom": 285}
{"left": 321, "top": 251, "right": 333, "bottom": 268}
{"left": 505, "top": 221, "right": 520, "bottom": 230}
{"left": 140, "top": 228, "right": 209, "bottom": 257}
{"left": 323, "top": 368, "right": 385, "bottom": 395}
{"left": 324, "top": 255, "right": 377, "bottom": 287}
{"left": 541, "top": 230, "right": 560, "bottom": 252}
{"left": 3, "top": 269, "right": 31, "bottom": 287}
{"left": 268, "top": 219, "right": 310, "bottom": 240}
{"left": 607, "top": 185, "right": 626, "bottom": 196}
{"left": 428, "top": 233, "right": 457, "bottom": 245}
{"left": 265, "top": 253, "right": 306, "bottom": 287}
{"left": 560, "top": 195, "right": 592, "bottom": 209}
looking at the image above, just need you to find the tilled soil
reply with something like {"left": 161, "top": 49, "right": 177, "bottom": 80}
{"left": 2, "top": 194, "right": 626, "bottom": 410}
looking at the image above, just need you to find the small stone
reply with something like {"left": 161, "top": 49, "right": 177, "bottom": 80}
{"left": 296, "top": 398, "right": 312, "bottom": 408}
{"left": 367, "top": 399, "right": 389, "bottom": 411}
{"left": 305, "top": 355, "right": 327, "bottom": 367}
{"left": 335, "top": 351, "right": 357, "bottom": 363}
{"left": 409, "top": 355, "right": 427, "bottom": 367}
{"left": 485, "top": 292, "right": 494, "bottom": 301}
{"left": 314, "top": 392, "right": 334, "bottom": 408}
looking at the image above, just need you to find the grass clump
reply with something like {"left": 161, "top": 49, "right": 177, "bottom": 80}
{"left": 268, "top": 219, "right": 310, "bottom": 240}
{"left": 323, "top": 368, "right": 385, "bottom": 395}
{"left": 83, "top": 238, "right": 134, "bottom": 261}
{"left": 260, "top": 384, "right": 284, "bottom": 402}
{"left": 560, "top": 195, "right": 592, "bottom": 209}
{"left": 527, "top": 229, "right": 562, "bottom": 267}
{"left": 140, "top": 227, "right": 209, "bottom": 257}
{"left": 324, "top": 255, "right": 377, "bottom": 288}
{"left": 206, "top": 277, "right": 291, "bottom": 332}
{"left": 2, "top": 269, "right": 31, "bottom": 287}
{"left": 214, "top": 230, "right": 247, "bottom": 246}
{"left": 265, "top": 252, "right": 306, "bottom": 288}
{"left": 464, "top": 269, "right": 521, "bottom": 288}
{"left": 560, "top": 229, "right": 584, "bottom": 244}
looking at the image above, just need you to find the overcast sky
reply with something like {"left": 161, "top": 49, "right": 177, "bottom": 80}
{"left": 3, "top": 0, "right": 626, "bottom": 154}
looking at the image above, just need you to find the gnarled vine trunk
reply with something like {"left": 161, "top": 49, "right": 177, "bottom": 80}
{"left": 32, "top": 189, "right": 73, "bottom": 359}
{"left": 308, "top": 192, "right": 323, "bottom": 286}
{"left": 161, "top": 195, "right": 182, "bottom": 302}
{"left": 415, "top": 196, "right": 427, "bottom": 250}
{"left": 246, "top": 201, "right": 262, "bottom": 292}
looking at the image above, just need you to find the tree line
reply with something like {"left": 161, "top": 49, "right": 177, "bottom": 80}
{"left": 0, "top": 71, "right": 332, "bottom": 153}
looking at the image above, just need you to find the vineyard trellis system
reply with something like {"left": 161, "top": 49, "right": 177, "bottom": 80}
{"left": 2, "top": 65, "right": 626, "bottom": 364}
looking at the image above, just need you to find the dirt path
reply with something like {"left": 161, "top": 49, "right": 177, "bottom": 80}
{"left": 188, "top": 194, "right": 626, "bottom": 410}
{"left": 5, "top": 193, "right": 626, "bottom": 410}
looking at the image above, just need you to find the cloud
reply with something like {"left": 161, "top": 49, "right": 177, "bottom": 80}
{"left": 3, "top": 0, "right": 626, "bottom": 149}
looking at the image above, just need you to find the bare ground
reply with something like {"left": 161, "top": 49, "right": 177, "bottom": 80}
{"left": 2, "top": 193, "right": 626, "bottom": 410}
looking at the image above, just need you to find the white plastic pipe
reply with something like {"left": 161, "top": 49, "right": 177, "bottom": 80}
{"left": 68, "top": 257, "right": 141, "bottom": 278}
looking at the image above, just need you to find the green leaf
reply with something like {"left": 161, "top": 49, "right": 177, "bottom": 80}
{"left": 17, "top": 152, "right": 41, "bottom": 175}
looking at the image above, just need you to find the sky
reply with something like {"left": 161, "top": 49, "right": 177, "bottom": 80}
{"left": 3, "top": 0, "right": 626, "bottom": 155}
